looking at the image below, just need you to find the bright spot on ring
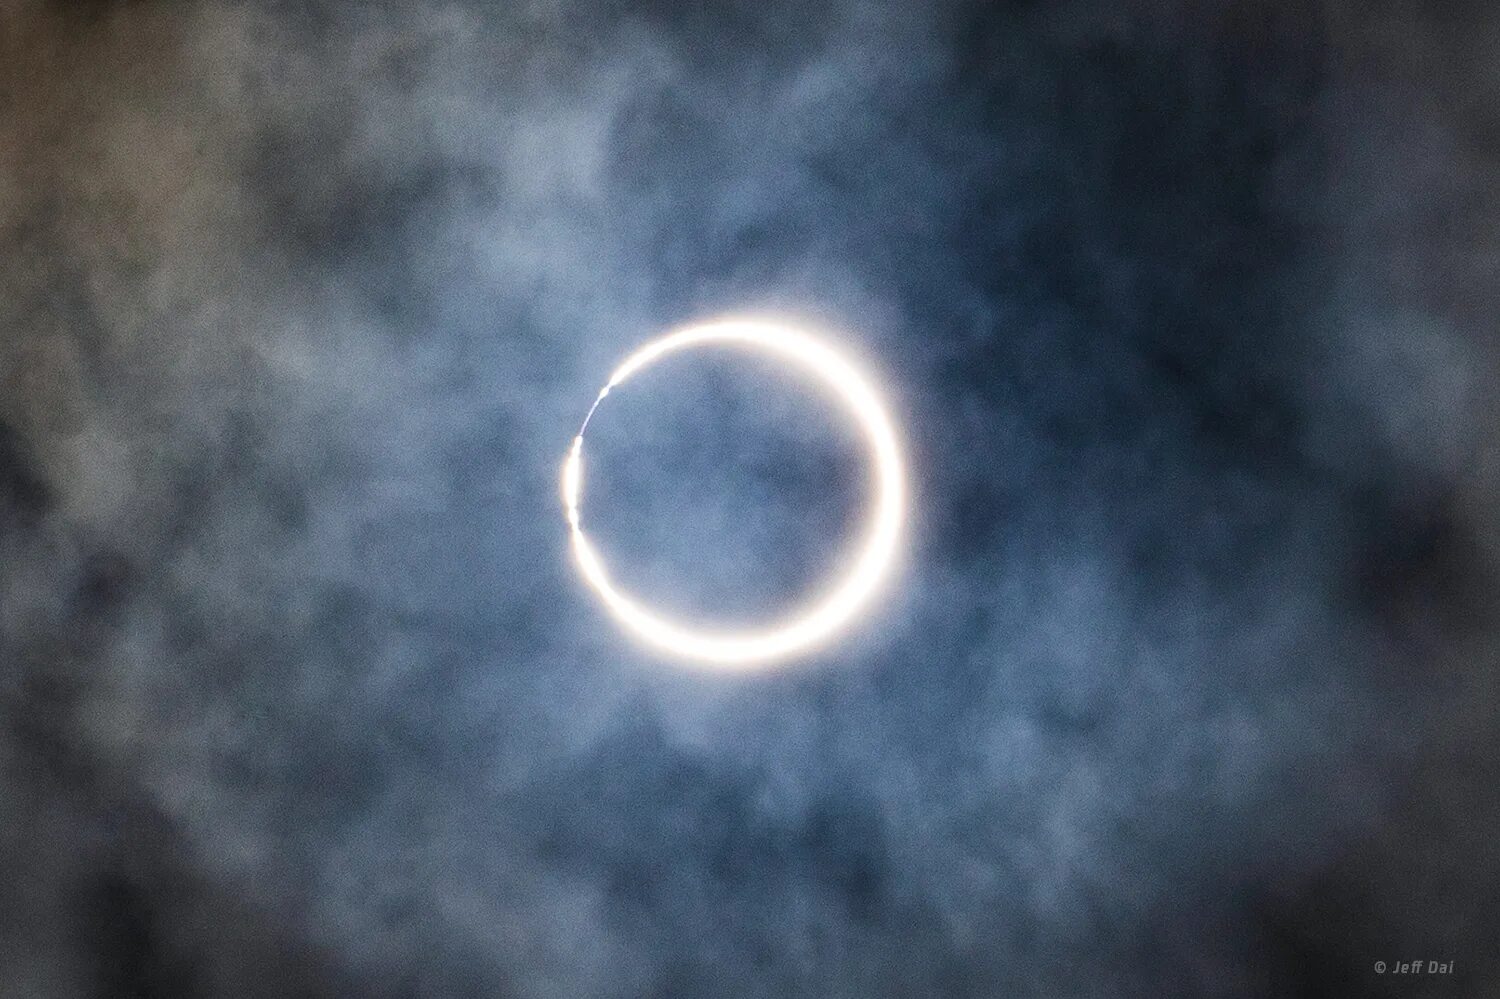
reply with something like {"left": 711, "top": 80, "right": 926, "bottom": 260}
{"left": 562, "top": 317, "right": 906, "bottom": 668}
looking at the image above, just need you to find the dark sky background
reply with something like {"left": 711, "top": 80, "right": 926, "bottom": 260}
{"left": 2, "top": 1, "right": 1499, "bottom": 996}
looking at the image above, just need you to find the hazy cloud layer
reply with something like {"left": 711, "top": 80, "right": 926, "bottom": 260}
{"left": 2, "top": 1, "right": 1498, "bottom": 996}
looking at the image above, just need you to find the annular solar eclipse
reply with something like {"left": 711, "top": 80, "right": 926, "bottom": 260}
{"left": 562, "top": 318, "right": 907, "bottom": 667}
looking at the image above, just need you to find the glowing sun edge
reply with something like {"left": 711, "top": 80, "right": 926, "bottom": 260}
{"left": 561, "top": 317, "right": 907, "bottom": 668}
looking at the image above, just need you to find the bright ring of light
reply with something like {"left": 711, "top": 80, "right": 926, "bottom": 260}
{"left": 562, "top": 318, "right": 906, "bottom": 668}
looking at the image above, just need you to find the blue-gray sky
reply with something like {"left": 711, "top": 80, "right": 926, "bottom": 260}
{"left": 1, "top": 1, "right": 1498, "bottom": 996}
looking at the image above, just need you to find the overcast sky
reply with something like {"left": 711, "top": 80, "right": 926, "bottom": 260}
{"left": 2, "top": 1, "right": 1498, "bottom": 996}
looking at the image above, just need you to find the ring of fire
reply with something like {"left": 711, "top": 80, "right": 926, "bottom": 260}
{"left": 562, "top": 318, "right": 906, "bottom": 668}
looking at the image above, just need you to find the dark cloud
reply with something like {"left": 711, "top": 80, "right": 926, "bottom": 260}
{"left": 2, "top": 1, "right": 1498, "bottom": 995}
